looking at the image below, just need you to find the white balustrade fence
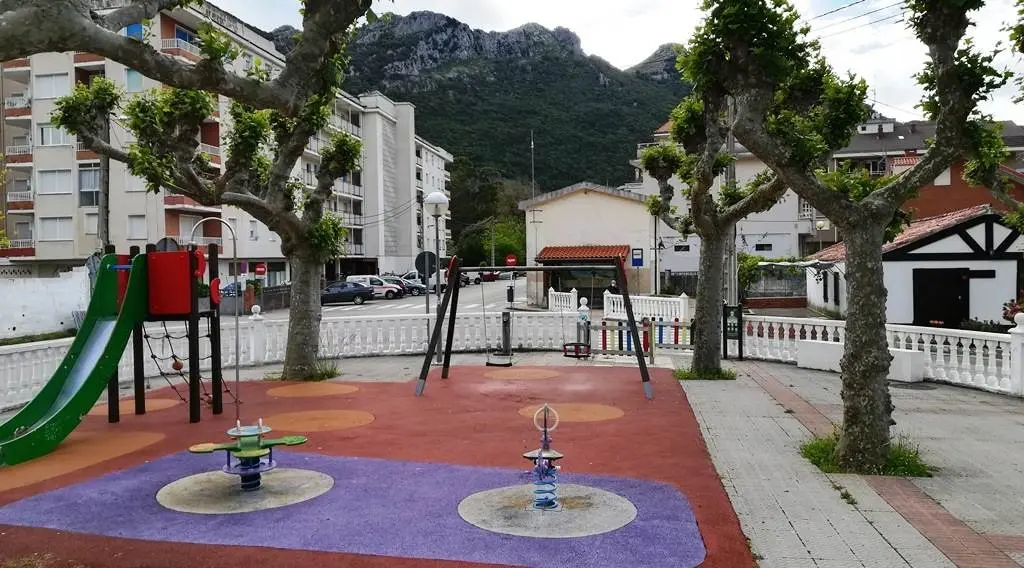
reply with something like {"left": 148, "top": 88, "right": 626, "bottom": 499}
{"left": 0, "top": 311, "right": 577, "bottom": 410}
{"left": 548, "top": 288, "right": 578, "bottom": 312}
{"left": 603, "top": 291, "right": 690, "bottom": 322}
{"left": 5, "top": 305, "right": 1024, "bottom": 411}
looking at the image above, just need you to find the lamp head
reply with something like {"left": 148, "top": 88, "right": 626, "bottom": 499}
{"left": 424, "top": 191, "right": 449, "bottom": 217}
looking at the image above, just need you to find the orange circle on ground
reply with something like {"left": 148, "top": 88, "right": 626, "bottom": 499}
{"left": 0, "top": 431, "right": 165, "bottom": 493}
{"left": 88, "top": 398, "right": 179, "bottom": 417}
{"left": 484, "top": 368, "right": 562, "bottom": 381}
{"left": 517, "top": 403, "right": 625, "bottom": 423}
{"left": 266, "top": 383, "right": 360, "bottom": 398}
{"left": 264, "top": 410, "right": 375, "bottom": 432}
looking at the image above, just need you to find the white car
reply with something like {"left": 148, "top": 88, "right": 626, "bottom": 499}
{"left": 345, "top": 275, "right": 403, "bottom": 299}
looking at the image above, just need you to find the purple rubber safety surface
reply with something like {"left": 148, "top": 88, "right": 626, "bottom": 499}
{"left": 0, "top": 452, "right": 706, "bottom": 567}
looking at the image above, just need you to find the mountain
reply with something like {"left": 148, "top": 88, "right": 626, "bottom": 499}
{"left": 268, "top": 12, "right": 690, "bottom": 191}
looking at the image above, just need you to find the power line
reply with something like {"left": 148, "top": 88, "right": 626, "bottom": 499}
{"left": 873, "top": 99, "right": 924, "bottom": 119}
{"left": 813, "top": 1, "right": 903, "bottom": 32}
{"left": 808, "top": 0, "right": 869, "bottom": 21}
{"left": 816, "top": 12, "right": 905, "bottom": 40}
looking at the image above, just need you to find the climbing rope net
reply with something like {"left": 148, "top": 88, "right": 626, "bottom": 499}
{"left": 141, "top": 320, "right": 237, "bottom": 405}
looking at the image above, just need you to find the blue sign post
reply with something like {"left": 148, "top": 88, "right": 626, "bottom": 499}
{"left": 631, "top": 248, "right": 643, "bottom": 268}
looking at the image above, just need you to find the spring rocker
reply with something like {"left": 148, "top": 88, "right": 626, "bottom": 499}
{"left": 522, "top": 404, "right": 563, "bottom": 510}
{"left": 188, "top": 418, "right": 308, "bottom": 491}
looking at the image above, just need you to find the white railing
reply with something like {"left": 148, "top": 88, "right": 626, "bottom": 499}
{"left": 548, "top": 287, "right": 578, "bottom": 312}
{"left": 161, "top": 38, "right": 201, "bottom": 56}
{"left": 0, "top": 311, "right": 577, "bottom": 410}
{"left": 334, "top": 180, "right": 363, "bottom": 197}
{"left": 5, "top": 305, "right": 1024, "bottom": 410}
{"left": 5, "top": 145, "right": 31, "bottom": 156}
{"left": 198, "top": 143, "right": 220, "bottom": 157}
{"left": 731, "top": 315, "right": 1019, "bottom": 397}
{"left": 0, "top": 239, "right": 33, "bottom": 249}
{"left": 4, "top": 95, "right": 29, "bottom": 109}
{"left": 6, "top": 191, "right": 32, "bottom": 202}
{"left": 604, "top": 291, "right": 690, "bottom": 322}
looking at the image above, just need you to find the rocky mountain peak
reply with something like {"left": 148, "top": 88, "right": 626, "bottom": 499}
{"left": 628, "top": 43, "right": 684, "bottom": 83}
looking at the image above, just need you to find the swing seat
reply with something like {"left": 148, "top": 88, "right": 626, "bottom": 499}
{"left": 485, "top": 350, "right": 514, "bottom": 367}
{"left": 562, "top": 342, "right": 591, "bottom": 359}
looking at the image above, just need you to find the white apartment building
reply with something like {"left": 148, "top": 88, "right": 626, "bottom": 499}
{"left": 0, "top": 1, "right": 452, "bottom": 285}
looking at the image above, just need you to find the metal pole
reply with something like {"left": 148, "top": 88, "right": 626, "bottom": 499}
{"left": 434, "top": 216, "right": 442, "bottom": 363}
{"left": 724, "top": 97, "right": 739, "bottom": 306}
{"left": 190, "top": 217, "right": 240, "bottom": 424}
{"left": 530, "top": 130, "right": 536, "bottom": 199}
{"left": 653, "top": 218, "right": 659, "bottom": 295}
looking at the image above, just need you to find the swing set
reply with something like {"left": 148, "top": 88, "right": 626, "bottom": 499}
{"left": 414, "top": 255, "right": 654, "bottom": 400}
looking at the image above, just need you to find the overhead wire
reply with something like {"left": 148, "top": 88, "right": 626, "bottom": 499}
{"left": 812, "top": 1, "right": 904, "bottom": 33}
{"left": 815, "top": 12, "right": 905, "bottom": 40}
{"left": 808, "top": 0, "right": 869, "bottom": 21}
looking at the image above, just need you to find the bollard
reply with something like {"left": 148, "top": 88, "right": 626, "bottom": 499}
{"left": 500, "top": 311, "right": 512, "bottom": 355}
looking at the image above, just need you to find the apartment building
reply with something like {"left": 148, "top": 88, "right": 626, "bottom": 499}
{"left": 626, "top": 112, "right": 1024, "bottom": 272}
{"left": 0, "top": 1, "right": 452, "bottom": 284}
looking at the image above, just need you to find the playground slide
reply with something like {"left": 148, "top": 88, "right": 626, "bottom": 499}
{"left": 0, "top": 253, "right": 149, "bottom": 466}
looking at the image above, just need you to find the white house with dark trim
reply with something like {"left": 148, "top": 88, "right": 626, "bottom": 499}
{"left": 808, "top": 205, "right": 1024, "bottom": 326}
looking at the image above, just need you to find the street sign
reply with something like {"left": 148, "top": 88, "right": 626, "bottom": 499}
{"left": 505, "top": 253, "right": 517, "bottom": 266}
{"left": 254, "top": 263, "right": 267, "bottom": 276}
{"left": 415, "top": 251, "right": 438, "bottom": 277}
{"left": 632, "top": 248, "right": 643, "bottom": 267}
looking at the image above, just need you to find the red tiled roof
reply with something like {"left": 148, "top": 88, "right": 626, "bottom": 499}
{"left": 536, "top": 245, "right": 630, "bottom": 262}
{"left": 891, "top": 156, "right": 919, "bottom": 167}
{"left": 655, "top": 120, "right": 672, "bottom": 134}
{"left": 811, "top": 204, "right": 993, "bottom": 262}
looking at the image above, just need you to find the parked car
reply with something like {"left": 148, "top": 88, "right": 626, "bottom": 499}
{"left": 401, "top": 269, "right": 448, "bottom": 293}
{"left": 478, "top": 271, "right": 499, "bottom": 283}
{"left": 346, "top": 275, "right": 404, "bottom": 299}
{"left": 320, "top": 281, "right": 374, "bottom": 305}
{"left": 382, "top": 275, "right": 425, "bottom": 296}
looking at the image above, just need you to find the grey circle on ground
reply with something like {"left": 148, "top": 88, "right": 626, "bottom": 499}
{"left": 156, "top": 468, "right": 334, "bottom": 514}
{"left": 458, "top": 483, "right": 637, "bottom": 538}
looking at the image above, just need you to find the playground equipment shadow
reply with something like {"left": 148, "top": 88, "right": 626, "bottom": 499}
{"left": 0, "top": 365, "right": 752, "bottom": 568}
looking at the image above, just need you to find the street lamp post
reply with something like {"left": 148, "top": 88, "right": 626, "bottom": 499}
{"left": 424, "top": 191, "right": 450, "bottom": 364}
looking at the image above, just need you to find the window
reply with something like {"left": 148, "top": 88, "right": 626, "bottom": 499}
{"left": 78, "top": 164, "right": 100, "bottom": 206}
{"left": 37, "top": 170, "right": 73, "bottom": 194}
{"left": 38, "top": 124, "right": 71, "bottom": 146}
{"left": 674, "top": 244, "right": 690, "bottom": 252}
{"left": 175, "top": 26, "right": 197, "bottom": 44}
{"left": 754, "top": 243, "right": 773, "bottom": 252}
{"left": 249, "top": 220, "right": 258, "bottom": 240}
{"left": 227, "top": 217, "right": 238, "bottom": 235}
{"left": 125, "top": 23, "right": 144, "bottom": 40}
{"left": 84, "top": 213, "right": 98, "bottom": 235}
{"left": 833, "top": 273, "right": 841, "bottom": 307}
{"left": 14, "top": 221, "right": 32, "bottom": 240}
{"left": 127, "top": 215, "right": 147, "bottom": 240}
{"left": 125, "top": 69, "right": 143, "bottom": 93}
{"left": 823, "top": 277, "right": 829, "bottom": 303}
{"left": 38, "top": 217, "right": 74, "bottom": 241}
{"left": 35, "top": 73, "right": 69, "bottom": 99}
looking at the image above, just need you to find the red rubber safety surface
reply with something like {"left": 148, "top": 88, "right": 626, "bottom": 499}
{"left": 0, "top": 365, "right": 753, "bottom": 568}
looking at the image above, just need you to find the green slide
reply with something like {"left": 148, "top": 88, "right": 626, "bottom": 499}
{"left": 0, "top": 253, "right": 149, "bottom": 466}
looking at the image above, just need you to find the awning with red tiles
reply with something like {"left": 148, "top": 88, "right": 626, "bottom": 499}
{"left": 535, "top": 245, "right": 630, "bottom": 263}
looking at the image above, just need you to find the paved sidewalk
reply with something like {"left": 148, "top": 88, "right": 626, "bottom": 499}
{"left": 698, "top": 359, "right": 1024, "bottom": 568}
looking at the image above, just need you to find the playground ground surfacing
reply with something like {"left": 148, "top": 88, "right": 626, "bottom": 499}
{"left": 0, "top": 365, "right": 754, "bottom": 567}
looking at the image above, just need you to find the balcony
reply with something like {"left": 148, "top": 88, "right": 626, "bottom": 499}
{"left": 163, "top": 195, "right": 221, "bottom": 214}
{"left": 198, "top": 143, "right": 221, "bottom": 164}
{"left": 337, "top": 213, "right": 363, "bottom": 226}
{"left": 334, "top": 180, "right": 363, "bottom": 198}
{"left": 416, "top": 156, "right": 423, "bottom": 167}
{"left": 415, "top": 178, "right": 423, "bottom": 189}
{"left": 5, "top": 144, "right": 32, "bottom": 164}
{"left": 327, "top": 116, "right": 361, "bottom": 137}
{"left": 161, "top": 38, "right": 202, "bottom": 61}
{"left": 73, "top": 52, "right": 105, "bottom": 66}
{"left": 6, "top": 190, "right": 33, "bottom": 210}
{"left": 345, "top": 243, "right": 365, "bottom": 256}
{"left": 0, "top": 238, "right": 35, "bottom": 257}
{"left": 4, "top": 95, "right": 30, "bottom": 118}
{"left": 76, "top": 140, "right": 99, "bottom": 160}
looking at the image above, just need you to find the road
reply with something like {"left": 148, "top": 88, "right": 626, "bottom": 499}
{"left": 261, "top": 279, "right": 529, "bottom": 321}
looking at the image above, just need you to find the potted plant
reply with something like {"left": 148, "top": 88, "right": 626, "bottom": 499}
{"left": 197, "top": 280, "right": 211, "bottom": 312}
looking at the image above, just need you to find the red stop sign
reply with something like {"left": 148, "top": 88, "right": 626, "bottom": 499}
{"left": 505, "top": 254, "right": 517, "bottom": 266}
{"left": 254, "top": 263, "right": 267, "bottom": 276}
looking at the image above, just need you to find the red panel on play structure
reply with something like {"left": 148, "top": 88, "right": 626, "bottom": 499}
{"left": 148, "top": 251, "right": 192, "bottom": 316}
{"left": 210, "top": 277, "right": 221, "bottom": 305}
{"left": 116, "top": 254, "right": 130, "bottom": 309}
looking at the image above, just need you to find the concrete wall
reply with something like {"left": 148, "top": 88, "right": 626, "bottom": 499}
{"left": 883, "top": 259, "right": 1016, "bottom": 324}
{"left": 0, "top": 267, "right": 89, "bottom": 338}
{"left": 806, "top": 263, "right": 847, "bottom": 316}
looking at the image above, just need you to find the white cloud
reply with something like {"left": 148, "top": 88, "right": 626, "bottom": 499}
{"left": 209, "top": 0, "right": 1023, "bottom": 122}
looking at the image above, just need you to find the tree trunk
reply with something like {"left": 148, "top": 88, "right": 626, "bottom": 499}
{"left": 691, "top": 229, "right": 727, "bottom": 374}
{"left": 835, "top": 223, "right": 894, "bottom": 472}
{"left": 282, "top": 252, "right": 323, "bottom": 379}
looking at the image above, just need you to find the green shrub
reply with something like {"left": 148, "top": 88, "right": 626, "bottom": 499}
{"left": 674, "top": 367, "right": 737, "bottom": 381}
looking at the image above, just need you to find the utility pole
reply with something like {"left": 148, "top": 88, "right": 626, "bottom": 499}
{"left": 529, "top": 209, "right": 542, "bottom": 305}
{"left": 490, "top": 219, "right": 496, "bottom": 267}
{"left": 724, "top": 97, "right": 738, "bottom": 306}
{"left": 653, "top": 217, "right": 659, "bottom": 295}
{"left": 530, "top": 130, "right": 536, "bottom": 199}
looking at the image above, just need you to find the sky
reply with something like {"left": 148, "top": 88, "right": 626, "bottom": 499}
{"left": 209, "top": 0, "right": 1024, "bottom": 123}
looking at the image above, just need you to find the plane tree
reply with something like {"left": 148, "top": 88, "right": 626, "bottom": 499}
{"left": 20, "top": 0, "right": 379, "bottom": 379}
{"left": 683, "top": 0, "right": 1010, "bottom": 471}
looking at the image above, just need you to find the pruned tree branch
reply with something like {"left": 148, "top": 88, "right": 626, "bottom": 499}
{"left": 98, "top": 0, "right": 192, "bottom": 32}
{"left": 721, "top": 174, "right": 787, "bottom": 225}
